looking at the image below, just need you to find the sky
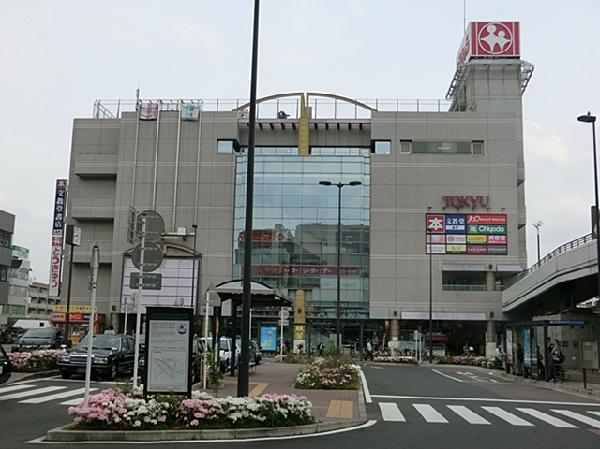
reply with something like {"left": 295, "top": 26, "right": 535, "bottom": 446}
{"left": 1, "top": 0, "right": 599, "bottom": 282}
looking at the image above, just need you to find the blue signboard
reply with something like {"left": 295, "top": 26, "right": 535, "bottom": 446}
{"left": 523, "top": 327, "right": 532, "bottom": 369}
{"left": 444, "top": 214, "right": 466, "bottom": 234}
{"left": 260, "top": 325, "right": 278, "bottom": 352}
{"left": 548, "top": 320, "right": 585, "bottom": 326}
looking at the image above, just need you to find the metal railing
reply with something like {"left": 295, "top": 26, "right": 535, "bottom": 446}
{"left": 92, "top": 97, "right": 452, "bottom": 120}
{"left": 503, "top": 233, "right": 595, "bottom": 290}
{"left": 442, "top": 284, "right": 487, "bottom": 292}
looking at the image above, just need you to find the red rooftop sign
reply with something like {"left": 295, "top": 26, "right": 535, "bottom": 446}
{"left": 457, "top": 21, "right": 520, "bottom": 65}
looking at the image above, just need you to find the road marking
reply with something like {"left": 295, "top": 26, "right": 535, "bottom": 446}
{"left": 20, "top": 387, "right": 97, "bottom": 404}
{"left": 379, "top": 402, "right": 406, "bottom": 422}
{"left": 370, "top": 395, "right": 600, "bottom": 407}
{"left": 370, "top": 366, "right": 386, "bottom": 370}
{"left": 249, "top": 383, "right": 268, "bottom": 397}
{"left": 489, "top": 379, "right": 499, "bottom": 384}
{"left": 0, "top": 384, "right": 36, "bottom": 394}
{"left": 481, "top": 406, "right": 533, "bottom": 426}
{"left": 61, "top": 397, "right": 85, "bottom": 406}
{"left": 551, "top": 410, "right": 600, "bottom": 428}
{"left": 447, "top": 405, "right": 490, "bottom": 425}
{"left": 358, "top": 367, "right": 372, "bottom": 403}
{"left": 326, "top": 400, "right": 353, "bottom": 419}
{"left": 590, "top": 412, "right": 600, "bottom": 417}
{"left": 413, "top": 404, "right": 448, "bottom": 423}
{"left": 516, "top": 408, "right": 577, "bottom": 428}
{"left": 0, "top": 386, "right": 66, "bottom": 401}
{"left": 431, "top": 369, "right": 464, "bottom": 383}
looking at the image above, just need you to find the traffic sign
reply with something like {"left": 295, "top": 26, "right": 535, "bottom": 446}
{"left": 278, "top": 319, "right": 290, "bottom": 326}
{"left": 137, "top": 210, "right": 165, "bottom": 241}
{"left": 132, "top": 241, "right": 163, "bottom": 272}
{"left": 130, "top": 273, "right": 162, "bottom": 290}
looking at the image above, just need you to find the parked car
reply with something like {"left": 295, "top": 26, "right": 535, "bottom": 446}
{"left": 235, "top": 338, "right": 262, "bottom": 366}
{"left": 11, "top": 327, "right": 64, "bottom": 352}
{"left": 57, "top": 334, "right": 135, "bottom": 380}
{"left": 0, "top": 345, "right": 11, "bottom": 383}
{"left": 198, "top": 337, "right": 237, "bottom": 373}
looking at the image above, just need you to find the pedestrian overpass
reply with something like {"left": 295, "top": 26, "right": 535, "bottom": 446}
{"left": 502, "top": 233, "right": 598, "bottom": 319}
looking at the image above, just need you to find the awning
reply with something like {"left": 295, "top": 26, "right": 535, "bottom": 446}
{"left": 214, "top": 279, "right": 292, "bottom": 308}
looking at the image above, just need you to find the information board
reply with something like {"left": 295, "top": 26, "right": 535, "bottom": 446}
{"left": 426, "top": 213, "right": 508, "bottom": 255}
{"left": 260, "top": 325, "right": 278, "bottom": 352}
{"left": 144, "top": 307, "right": 192, "bottom": 396}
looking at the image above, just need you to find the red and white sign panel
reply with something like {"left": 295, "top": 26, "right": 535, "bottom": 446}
{"left": 426, "top": 214, "right": 445, "bottom": 234}
{"left": 426, "top": 234, "right": 446, "bottom": 244}
{"left": 466, "top": 214, "right": 507, "bottom": 225}
{"left": 457, "top": 21, "right": 520, "bottom": 65}
{"left": 487, "top": 235, "right": 507, "bottom": 245}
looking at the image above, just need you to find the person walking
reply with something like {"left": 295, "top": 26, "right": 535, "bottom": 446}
{"left": 317, "top": 341, "right": 325, "bottom": 357}
{"left": 536, "top": 345, "right": 544, "bottom": 379}
{"left": 516, "top": 343, "right": 524, "bottom": 376}
{"left": 366, "top": 339, "right": 373, "bottom": 362}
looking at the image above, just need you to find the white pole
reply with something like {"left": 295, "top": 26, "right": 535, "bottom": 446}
{"left": 202, "top": 288, "right": 210, "bottom": 390}
{"left": 123, "top": 297, "right": 129, "bottom": 334}
{"left": 279, "top": 308, "right": 284, "bottom": 361}
{"left": 84, "top": 243, "right": 99, "bottom": 403}
{"left": 132, "top": 216, "right": 146, "bottom": 387}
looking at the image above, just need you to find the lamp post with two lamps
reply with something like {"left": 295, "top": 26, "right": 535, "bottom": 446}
{"left": 577, "top": 111, "right": 600, "bottom": 310}
{"left": 318, "top": 180, "right": 362, "bottom": 350}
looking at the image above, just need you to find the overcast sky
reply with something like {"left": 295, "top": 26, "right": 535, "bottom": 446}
{"left": 1, "top": 1, "right": 599, "bottom": 282}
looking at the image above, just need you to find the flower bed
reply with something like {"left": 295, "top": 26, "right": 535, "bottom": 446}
{"left": 294, "top": 357, "right": 360, "bottom": 389}
{"left": 437, "top": 355, "right": 501, "bottom": 369}
{"left": 372, "top": 355, "right": 418, "bottom": 364}
{"left": 67, "top": 388, "right": 313, "bottom": 430}
{"left": 9, "top": 350, "right": 63, "bottom": 372}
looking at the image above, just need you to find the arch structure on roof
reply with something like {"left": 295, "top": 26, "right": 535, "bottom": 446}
{"left": 232, "top": 92, "right": 377, "bottom": 114}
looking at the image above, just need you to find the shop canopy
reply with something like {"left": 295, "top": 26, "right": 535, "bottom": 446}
{"left": 214, "top": 279, "right": 291, "bottom": 308}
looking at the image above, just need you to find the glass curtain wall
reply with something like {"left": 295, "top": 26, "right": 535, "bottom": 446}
{"left": 233, "top": 147, "right": 370, "bottom": 319}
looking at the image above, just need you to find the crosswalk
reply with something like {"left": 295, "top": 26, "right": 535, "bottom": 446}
{"left": 377, "top": 401, "right": 600, "bottom": 429}
{"left": 0, "top": 382, "right": 97, "bottom": 406}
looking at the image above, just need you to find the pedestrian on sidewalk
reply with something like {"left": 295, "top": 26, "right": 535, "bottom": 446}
{"left": 516, "top": 344, "right": 524, "bottom": 376}
{"left": 366, "top": 339, "right": 373, "bottom": 361}
{"left": 536, "top": 345, "right": 544, "bottom": 379}
{"left": 317, "top": 341, "right": 325, "bottom": 357}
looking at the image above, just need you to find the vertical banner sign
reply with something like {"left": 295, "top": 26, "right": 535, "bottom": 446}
{"left": 48, "top": 179, "right": 67, "bottom": 297}
{"left": 523, "top": 327, "right": 532, "bottom": 370}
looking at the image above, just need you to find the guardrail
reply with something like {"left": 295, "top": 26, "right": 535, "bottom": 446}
{"left": 503, "top": 233, "right": 594, "bottom": 290}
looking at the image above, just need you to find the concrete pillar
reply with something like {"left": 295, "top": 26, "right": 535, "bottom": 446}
{"left": 388, "top": 319, "right": 400, "bottom": 353}
{"left": 485, "top": 320, "right": 497, "bottom": 357}
{"left": 111, "top": 313, "right": 120, "bottom": 333}
{"left": 486, "top": 271, "right": 495, "bottom": 291}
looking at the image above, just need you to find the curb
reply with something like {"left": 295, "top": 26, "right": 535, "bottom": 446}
{"left": 496, "top": 370, "right": 600, "bottom": 399}
{"left": 45, "top": 420, "right": 368, "bottom": 442}
{"left": 357, "top": 377, "right": 367, "bottom": 419}
{"left": 8, "top": 370, "right": 59, "bottom": 383}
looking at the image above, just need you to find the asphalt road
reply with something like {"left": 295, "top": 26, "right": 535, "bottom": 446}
{"left": 1, "top": 364, "right": 599, "bottom": 448}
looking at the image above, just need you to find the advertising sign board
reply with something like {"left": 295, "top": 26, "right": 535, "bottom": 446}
{"left": 260, "top": 325, "right": 278, "bottom": 352}
{"left": 144, "top": 307, "right": 192, "bottom": 396}
{"left": 48, "top": 179, "right": 67, "bottom": 297}
{"left": 457, "top": 21, "right": 521, "bottom": 65}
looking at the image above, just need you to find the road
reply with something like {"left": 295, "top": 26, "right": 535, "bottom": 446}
{"left": 1, "top": 364, "right": 599, "bottom": 448}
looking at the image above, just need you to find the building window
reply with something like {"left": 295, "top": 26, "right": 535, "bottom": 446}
{"left": 442, "top": 271, "right": 487, "bottom": 291}
{"left": 217, "top": 139, "right": 240, "bottom": 154}
{"left": 0, "top": 265, "right": 7, "bottom": 282}
{"left": 412, "top": 141, "right": 483, "bottom": 154}
{"left": 371, "top": 140, "right": 391, "bottom": 155}
{"left": 472, "top": 140, "right": 484, "bottom": 155}
{"left": 0, "top": 230, "right": 11, "bottom": 248}
{"left": 400, "top": 140, "right": 412, "bottom": 154}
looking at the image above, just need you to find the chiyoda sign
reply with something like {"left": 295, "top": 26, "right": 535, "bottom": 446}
{"left": 457, "top": 21, "right": 520, "bottom": 65}
{"left": 48, "top": 179, "right": 67, "bottom": 297}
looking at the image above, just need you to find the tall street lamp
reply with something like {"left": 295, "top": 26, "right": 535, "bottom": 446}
{"left": 577, "top": 111, "right": 600, "bottom": 311}
{"left": 426, "top": 208, "right": 433, "bottom": 364}
{"left": 190, "top": 224, "right": 198, "bottom": 312}
{"left": 532, "top": 220, "right": 543, "bottom": 265}
{"left": 319, "top": 180, "right": 362, "bottom": 349}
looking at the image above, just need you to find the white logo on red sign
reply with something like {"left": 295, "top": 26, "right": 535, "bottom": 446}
{"left": 478, "top": 22, "right": 513, "bottom": 54}
{"left": 427, "top": 214, "right": 445, "bottom": 234}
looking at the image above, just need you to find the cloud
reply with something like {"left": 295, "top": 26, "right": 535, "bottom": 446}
{"left": 524, "top": 120, "right": 569, "bottom": 163}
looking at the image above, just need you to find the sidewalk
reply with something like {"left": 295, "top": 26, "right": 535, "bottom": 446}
{"left": 194, "top": 360, "right": 364, "bottom": 423}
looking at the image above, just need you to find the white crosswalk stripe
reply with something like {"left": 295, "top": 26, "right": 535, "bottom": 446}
{"left": 61, "top": 397, "right": 86, "bottom": 406}
{"left": 20, "top": 388, "right": 96, "bottom": 404}
{"left": 379, "top": 402, "right": 406, "bottom": 422}
{"left": 0, "top": 386, "right": 66, "bottom": 401}
{"left": 447, "top": 405, "right": 490, "bottom": 425}
{"left": 481, "top": 406, "right": 534, "bottom": 426}
{"left": 516, "top": 408, "right": 578, "bottom": 428}
{"left": 0, "top": 384, "right": 37, "bottom": 394}
{"left": 413, "top": 404, "right": 448, "bottom": 423}
{"left": 551, "top": 410, "right": 600, "bottom": 428}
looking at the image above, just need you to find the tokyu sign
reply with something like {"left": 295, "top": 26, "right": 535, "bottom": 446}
{"left": 457, "top": 21, "right": 520, "bottom": 65}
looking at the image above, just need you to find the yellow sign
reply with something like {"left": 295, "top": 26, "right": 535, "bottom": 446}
{"left": 467, "top": 235, "right": 487, "bottom": 244}
{"left": 52, "top": 305, "right": 95, "bottom": 313}
{"left": 294, "top": 289, "right": 306, "bottom": 325}
{"left": 446, "top": 244, "right": 467, "bottom": 253}
{"left": 294, "top": 325, "right": 305, "bottom": 340}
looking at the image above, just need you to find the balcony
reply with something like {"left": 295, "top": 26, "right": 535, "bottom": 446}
{"left": 74, "top": 154, "right": 117, "bottom": 179}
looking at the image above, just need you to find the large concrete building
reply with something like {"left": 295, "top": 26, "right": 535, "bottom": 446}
{"left": 60, "top": 21, "right": 532, "bottom": 355}
{"left": 0, "top": 210, "right": 16, "bottom": 329}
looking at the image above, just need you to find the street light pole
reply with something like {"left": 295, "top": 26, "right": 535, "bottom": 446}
{"left": 238, "top": 0, "right": 260, "bottom": 398}
{"left": 319, "top": 180, "right": 362, "bottom": 350}
{"left": 533, "top": 220, "right": 543, "bottom": 265}
{"left": 191, "top": 224, "right": 198, "bottom": 312}
{"left": 577, "top": 111, "right": 600, "bottom": 312}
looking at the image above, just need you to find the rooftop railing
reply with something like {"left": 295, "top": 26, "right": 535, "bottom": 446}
{"left": 92, "top": 97, "right": 452, "bottom": 120}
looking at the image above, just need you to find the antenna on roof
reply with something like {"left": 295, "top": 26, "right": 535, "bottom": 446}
{"left": 135, "top": 86, "right": 140, "bottom": 105}
{"left": 463, "top": 0, "right": 466, "bottom": 31}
